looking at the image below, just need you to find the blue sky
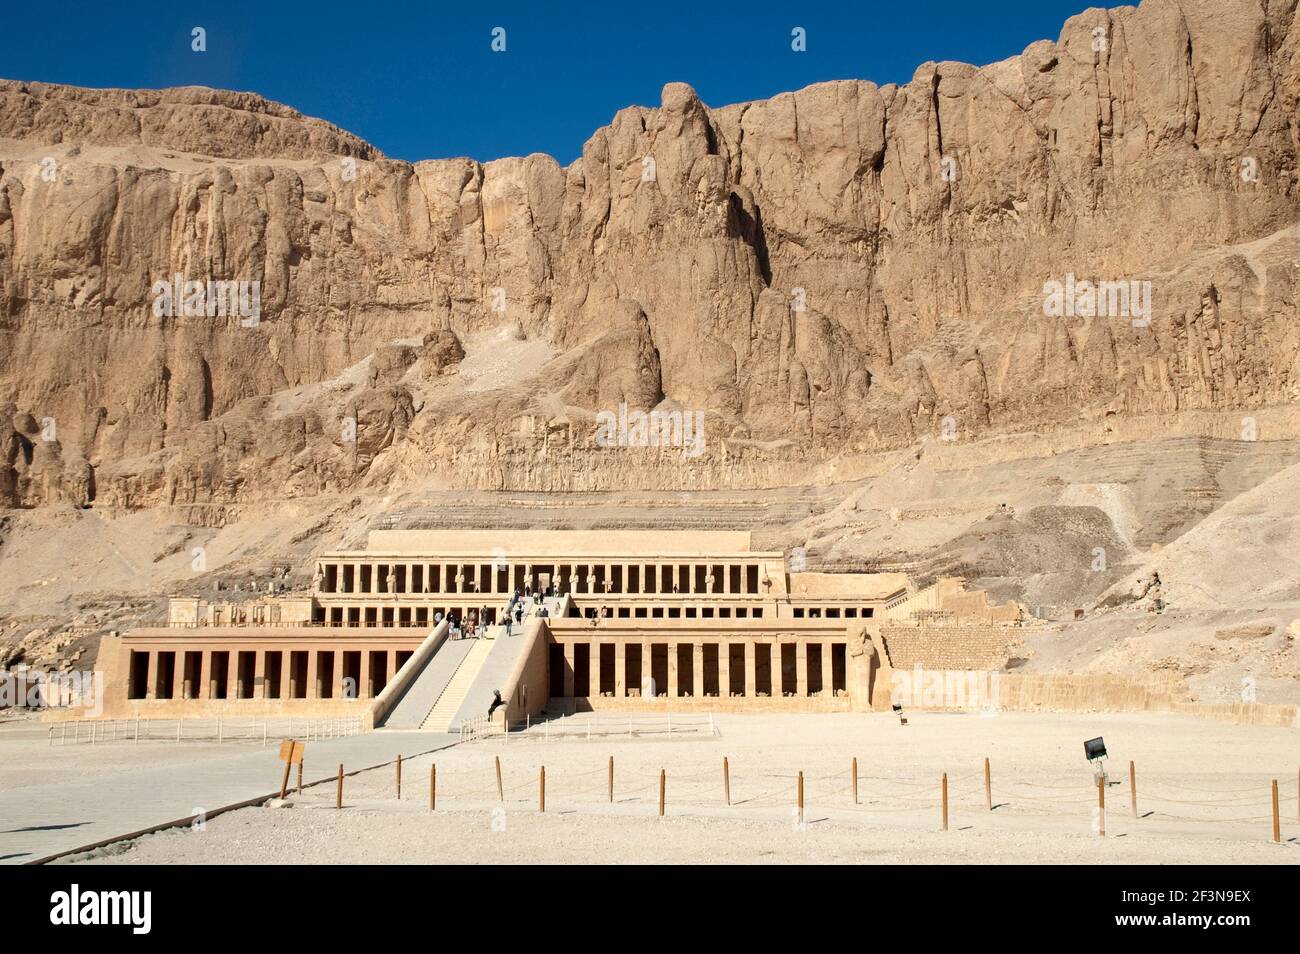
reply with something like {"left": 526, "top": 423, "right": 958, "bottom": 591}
{"left": 1, "top": 1, "right": 1097, "bottom": 164}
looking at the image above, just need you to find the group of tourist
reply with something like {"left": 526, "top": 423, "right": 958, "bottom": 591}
{"left": 437, "top": 605, "right": 497, "bottom": 640}
{"left": 431, "top": 581, "right": 570, "bottom": 642}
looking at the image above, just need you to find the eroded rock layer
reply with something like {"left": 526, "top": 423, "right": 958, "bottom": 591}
{"left": 1, "top": 0, "right": 1299, "bottom": 508}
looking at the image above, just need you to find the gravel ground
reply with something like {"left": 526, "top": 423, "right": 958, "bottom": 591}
{"left": 55, "top": 711, "right": 1300, "bottom": 864}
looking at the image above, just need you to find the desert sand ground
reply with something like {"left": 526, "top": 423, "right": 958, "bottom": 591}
{"left": 53, "top": 711, "right": 1300, "bottom": 865}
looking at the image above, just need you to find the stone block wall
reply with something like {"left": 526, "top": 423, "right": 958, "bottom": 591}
{"left": 880, "top": 622, "right": 1023, "bottom": 671}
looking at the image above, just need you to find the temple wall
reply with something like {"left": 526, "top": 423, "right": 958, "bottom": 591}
{"left": 879, "top": 622, "right": 1024, "bottom": 671}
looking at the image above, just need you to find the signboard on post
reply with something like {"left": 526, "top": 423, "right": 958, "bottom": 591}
{"left": 278, "top": 740, "right": 306, "bottom": 798}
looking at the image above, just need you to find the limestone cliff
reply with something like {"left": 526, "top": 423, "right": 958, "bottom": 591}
{"left": 1, "top": 0, "right": 1299, "bottom": 508}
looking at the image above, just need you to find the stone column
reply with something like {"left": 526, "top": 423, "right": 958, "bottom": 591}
{"left": 796, "top": 642, "right": 809, "bottom": 697}
{"left": 822, "top": 642, "right": 835, "bottom": 698}
{"left": 686, "top": 563, "right": 695, "bottom": 594}
{"left": 226, "top": 653, "right": 240, "bottom": 701}
{"left": 718, "top": 642, "right": 731, "bottom": 698}
{"left": 361, "top": 651, "right": 374, "bottom": 699}
{"left": 615, "top": 641, "right": 627, "bottom": 698}
{"left": 253, "top": 651, "right": 266, "bottom": 700}
{"left": 562, "top": 643, "right": 575, "bottom": 697}
{"left": 144, "top": 651, "right": 159, "bottom": 700}
{"left": 386, "top": 650, "right": 399, "bottom": 688}
{"left": 334, "top": 649, "right": 347, "bottom": 700}
{"left": 198, "top": 651, "right": 212, "bottom": 699}
{"left": 667, "top": 642, "right": 679, "bottom": 698}
{"left": 172, "top": 652, "right": 186, "bottom": 701}
{"left": 692, "top": 643, "right": 704, "bottom": 699}
{"left": 306, "top": 650, "right": 319, "bottom": 699}
{"left": 744, "top": 641, "right": 756, "bottom": 698}
{"left": 771, "top": 639, "right": 784, "bottom": 698}
{"left": 642, "top": 638, "right": 654, "bottom": 697}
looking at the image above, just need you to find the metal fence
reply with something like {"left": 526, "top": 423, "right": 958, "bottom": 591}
{"left": 48, "top": 715, "right": 366, "bottom": 745}
{"left": 459, "top": 714, "right": 501, "bottom": 743}
{"left": 500, "top": 711, "right": 718, "bottom": 741}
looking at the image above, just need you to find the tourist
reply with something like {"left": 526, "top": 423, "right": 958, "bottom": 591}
{"left": 488, "top": 689, "right": 505, "bottom": 719}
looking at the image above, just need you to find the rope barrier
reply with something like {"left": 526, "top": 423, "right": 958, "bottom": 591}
{"left": 289, "top": 754, "right": 1296, "bottom": 844}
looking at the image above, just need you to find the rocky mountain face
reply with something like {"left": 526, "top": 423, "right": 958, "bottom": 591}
{"left": 2, "top": 0, "right": 1299, "bottom": 510}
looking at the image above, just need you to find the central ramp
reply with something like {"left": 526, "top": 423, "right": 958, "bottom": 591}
{"left": 447, "top": 595, "right": 565, "bottom": 729}
{"left": 380, "top": 638, "right": 475, "bottom": 730}
{"left": 421, "top": 639, "right": 496, "bottom": 731}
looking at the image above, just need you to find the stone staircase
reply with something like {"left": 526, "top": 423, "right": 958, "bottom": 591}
{"left": 420, "top": 638, "right": 496, "bottom": 731}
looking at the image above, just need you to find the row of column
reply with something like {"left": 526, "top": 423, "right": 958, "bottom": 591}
{"left": 322, "top": 604, "right": 492, "bottom": 626}
{"left": 319, "top": 561, "right": 767, "bottom": 597}
{"left": 133, "top": 648, "right": 402, "bottom": 702}
{"left": 558, "top": 640, "right": 841, "bottom": 698}
{"left": 324, "top": 562, "right": 493, "bottom": 596}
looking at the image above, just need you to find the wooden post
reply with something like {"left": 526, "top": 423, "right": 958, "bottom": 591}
{"left": 1272, "top": 779, "right": 1280, "bottom": 844}
{"left": 1130, "top": 760, "right": 1137, "bottom": 818}
{"left": 852, "top": 756, "right": 858, "bottom": 805}
{"left": 336, "top": 764, "right": 343, "bottom": 810}
{"left": 723, "top": 756, "right": 731, "bottom": 806}
{"left": 658, "top": 768, "right": 665, "bottom": 817}
{"left": 430, "top": 763, "right": 436, "bottom": 811}
{"left": 941, "top": 772, "right": 949, "bottom": 831}
{"left": 1097, "top": 775, "right": 1106, "bottom": 837}
{"left": 797, "top": 771, "right": 805, "bottom": 826}
{"left": 539, "top": 765, "right": 546, "bottom": 812}
{"left": 984, "top": 757, "right": 992, "bottom": 811}
{"left": 608, "top": 756, "right": 614, "bottom": 803}
{"left": 297, "top": 760, "right": 303, "bottom": 795}
{"left": 396, "top": 754, "right": 402, "bottom": 799}
{"left": 279, "top": 756, "right": 292, "bottom": 799}
{"left": 495, "top": 755, "right": 504, "bottom": 802}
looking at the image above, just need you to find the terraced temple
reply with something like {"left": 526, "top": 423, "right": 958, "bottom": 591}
{"left": 92, "top": 530, "right": 997, "bottom": 725}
